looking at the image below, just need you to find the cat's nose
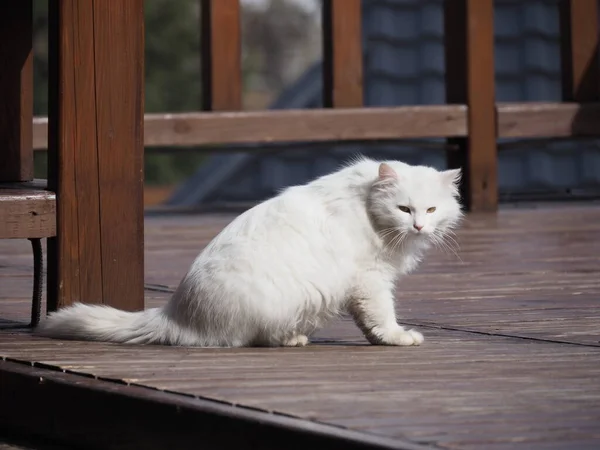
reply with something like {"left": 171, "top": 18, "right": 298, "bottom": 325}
{"left": 413, "top": 224, "right": 424, "bottom": 231}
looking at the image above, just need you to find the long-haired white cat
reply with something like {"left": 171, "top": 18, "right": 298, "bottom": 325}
{"left": 36, "top": 157, "right": 463, "bottom": 347}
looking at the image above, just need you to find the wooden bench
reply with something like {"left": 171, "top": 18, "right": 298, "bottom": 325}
{"left": 0, "top": 1, "right": 145, "bottom": 324}
{"left": 0, "top": 181, "right": 55, "bottom": 326}
{"left": 0, "top": 3, "right": 54, "bottom": 327}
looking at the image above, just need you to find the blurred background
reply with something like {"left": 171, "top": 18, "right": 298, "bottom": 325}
{"left": 31, "top": 0, "right": 600, "bottom": 211}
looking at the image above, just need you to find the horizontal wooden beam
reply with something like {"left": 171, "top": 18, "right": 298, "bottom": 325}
{"left": 143, "top": 107, "right": 467, "bottom": 146}
{"left": 497, "top": 102, "right": 600, "bottom": 138}
{"left": 33, "top": 117, "right": 47, "bottom": 151}
{"left": 32, "top": 102, "right": 600, "bottom": 151}
{"left": 0, "top": 183, "right": 56, "bottom": 238}
{"left": 34, "top": 106, "right": 467, "bottom": 149}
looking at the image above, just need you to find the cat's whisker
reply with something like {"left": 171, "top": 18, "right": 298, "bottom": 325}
{"left": 444, "top": 234, "right": 461, "bottom": 252}
{"left": 437, "top": 227, "right": 459, "bottom": 243}
{"left": 445, "top": 228, "right": 460, "bottom": 240}
{"left": 429, "top": 233, "right": 445, "bottom": 253}
{"left": 388, "top": 233, "right": 402, "bottom": 253}
{"left": 378, "top": 227, "right": 400, "bottom": 241}
{"left": 434, "top": 231, "right": 462, "bottom": 262}
{"left": 378, "top": 226, "right": 398, "bottom": 236}
{"left": 394, "top": 234, "right": 407, "bottom": 254}
{"left": 387, "top": 230, "right": 407, "bottom": 254}
{"left": 430, "top": 231, "right": 452, "bottom": 254}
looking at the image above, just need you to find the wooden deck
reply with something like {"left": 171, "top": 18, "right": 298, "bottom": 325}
{"left": 1, "top": 205, "right": 600, "bottom": 449}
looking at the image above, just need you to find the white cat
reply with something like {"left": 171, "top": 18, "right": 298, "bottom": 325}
{"left": 36, "top": 157, "right": 463, "bottom": 347}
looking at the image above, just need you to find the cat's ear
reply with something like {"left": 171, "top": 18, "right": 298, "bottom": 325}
{"left": 378, "top": 163, "right": 398, "bottom": 181}
{"left": 442, "top": 168, "right": 461, "bottom": 188}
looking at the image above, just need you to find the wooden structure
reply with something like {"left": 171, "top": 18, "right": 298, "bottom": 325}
{"left": 2, "top": 206, "right": 600, "bottom": 449}
{"left": 1, "top": 1, "right": 600, "bottom": 446}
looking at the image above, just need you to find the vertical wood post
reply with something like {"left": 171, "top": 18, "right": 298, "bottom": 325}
{"left": 201, "top": 0, "right": 242, "bottom": 111}
{"left": 47, "top": 0, "right": 145, "bottom": 312}
{"left": 0, "top": 1, "right": 33, "bottom": 182}
{"left": 322, "top": 0, "right": 364, "bottom": 107}
{"left": 559, "top": 0, "right": 599, "bottom": 101}
{"left": 445, "top": 0, "right": 497, "bottom": 212}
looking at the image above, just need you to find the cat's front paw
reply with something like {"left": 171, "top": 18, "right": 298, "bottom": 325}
{"left": 377, "top": 327, "right": 424, "bottom": 346}
{"left": 282, "top": 334, "right": 309, "bottom": 347}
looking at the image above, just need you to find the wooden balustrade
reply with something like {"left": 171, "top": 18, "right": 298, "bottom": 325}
{"left": 1, "top": 0, "right": 599, "bottom": 312}
{"left": 0, "top": 1, "right": 55, "bottom": 242}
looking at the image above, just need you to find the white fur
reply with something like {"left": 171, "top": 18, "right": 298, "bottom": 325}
{"left": 36, "top": 157, "right": 463, "bottom": 347}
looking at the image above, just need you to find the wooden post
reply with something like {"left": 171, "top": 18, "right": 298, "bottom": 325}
{"left": 201, "top": 0, "right": 242, "bottom": 111}
{"left": 559, "top": 0, "right": 599, "bottom": 101}
{"left": 445, "top": 0, "right": 497, "bottom": 212}
{"left": 322, "top": 0, "right": 364, "bottom": 107}
{"left": 47, "top": 0, "right": 145, "bottom": 312}
{"left": 0, "top": 1, "right": 33, "bottom": 182}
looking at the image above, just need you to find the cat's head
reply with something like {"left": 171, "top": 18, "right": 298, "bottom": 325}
{"left": 367, "top": 162, "right": 463, "bottom": 248}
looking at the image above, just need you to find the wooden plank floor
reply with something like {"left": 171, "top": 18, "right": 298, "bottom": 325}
{"left": 1, "top": 205, "right": 600, "bottom": 449}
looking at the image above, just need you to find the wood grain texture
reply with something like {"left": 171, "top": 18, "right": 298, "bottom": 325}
{"left": 322, "top": 0, "right": 364, "bottom": 107}
{"left": 32, "top": 117, "right": 47, "bottom": 151}
{"left": 201, "top": 0, "right": 242, "bottom": 111}
{"left": 559, "top": 0, "right": 599, "bottom": 101}
{"left": 92, "top": 0, "right": 145, "bottom": 312}
{"left": 0, "top": 185, "right": 55, "bottom": 239}
{"left": 140, "top": 106, "right": 467, "bottom": 146}
{"left": 2, "top": 205, "right": 600, "bottom": 449}
{"left": 46, "top": 0, "right": 144, "bottom": 312}
{"left": 34, "top": 107, "right": 466, "bottom": 149}
{"left": 497, "top": 102, "right": 600, "bottom": 138}
{"left": 445, "top": 0, "right": 498, "bottom": 212}
{"left": 33, "top": 101, "right": 600, "bottom": 150}
{"left": 47, "top": 0, "right": 102, "bottom": 311}
{"left": 0, "top": 1, "right": 33, "bottom": 182}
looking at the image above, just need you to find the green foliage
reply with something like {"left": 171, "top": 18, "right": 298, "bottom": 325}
{"left": 32, "top": 0, "right": 206, "bottom": 185}
{"left": 144, "top": 0, "right": 202, "bottom": 113}
{"left": 144, "top": 151, "right": 207, "bottom": 186}
{"left": 143, "top": 0, "right": 206, "bottom": 185}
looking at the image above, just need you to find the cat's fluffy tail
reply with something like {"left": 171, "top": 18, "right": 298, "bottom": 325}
{"left": 35, "top": 303, "right": 192, "bottom": 346}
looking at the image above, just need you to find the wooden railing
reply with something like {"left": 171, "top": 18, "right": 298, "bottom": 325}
{"left": 1, "top": 0, "right": 599, "bottom": 314}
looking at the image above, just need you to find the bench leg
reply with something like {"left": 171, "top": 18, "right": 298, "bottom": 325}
{"left": 28, "top": 238, "right": 43, "bottom": 327}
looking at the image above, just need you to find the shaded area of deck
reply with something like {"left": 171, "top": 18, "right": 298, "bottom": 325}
{"left": 1, "top": 205, "right": 600, "bottom": 449}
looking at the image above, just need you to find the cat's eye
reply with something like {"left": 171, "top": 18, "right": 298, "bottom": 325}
{"left": 427, "top": 207, "right": 437, "bottom": 213}
{"left": 398, "top": 206, "right": 411, "bottom": 214}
